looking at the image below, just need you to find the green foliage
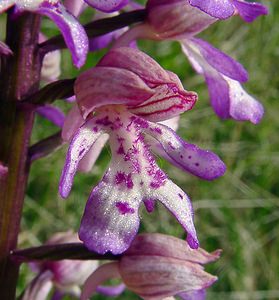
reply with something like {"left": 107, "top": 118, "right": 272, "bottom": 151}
{"left": 9, "top": 0, "right": 279, "bottom": 298}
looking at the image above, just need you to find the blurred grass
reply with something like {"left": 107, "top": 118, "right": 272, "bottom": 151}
{"left": 1, "top": 0, "right": 278, "bottom": 299}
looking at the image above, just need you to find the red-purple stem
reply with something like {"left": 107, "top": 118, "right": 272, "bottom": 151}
{"left": 0, "top": 12, "right": 41, "bottom": 299}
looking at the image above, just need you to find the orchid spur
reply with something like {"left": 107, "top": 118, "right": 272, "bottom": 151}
{"left": 0, "top": 0, "right": 88, "bottom": 68}
{"left": 59, "top": 47, "right": 226, "bottom": 255}
{"left": 81, "top": 233, "right": 221, "bottom": 300}
{"left": 113, "top": 0, "right": 266, "bottom": 124}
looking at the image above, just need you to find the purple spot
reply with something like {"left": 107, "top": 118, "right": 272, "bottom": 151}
{"left": 117, "top": 144, "right": 125, "bottom": 155}
{"left": 115, "top": 172, "right": 134, "bottom": 189}
{"left": 180, "top": 155, "right": 184, "bottom": 159}
{"left": 79, "top": 149, "right": 86, "bottom": 157}
{"left": 134, "top": 117, "right": 149, "bottom": 129}
{"left": 143, "top": 199, "right": 156, "bottom": 213}
{"left": 126, "top": 173, "right": 134, "bottom": 189}
{"left": 116, "top": 202, "right": 135, "bottom": 215}
{"left": 93, "top": 126, "right": 99, "bottom": 133}
{"left": 195, "top": 163, "right": 200, "bottom": 167}
{"left": 151, "top": 127, "right": 162, "bottom": 134}
{"left": 150, "top": 169, "right": 167, "bottom": 189}
{"left": 96, "top": 116, "right": 112, "bottom": 127}
{"left": 188, "top": 156, "right": 192, "bottom": 159}
{"left": 140, "top": 181, "right": 144, "bottom": 186}
{"left": 115, "top": 172, "right": 126, "bottom": 185}
{"left": 178, "top": 193, "right": 183, "bottom": 199}
{"left": 168, "top": 142, "right": 176, "bottom": 150}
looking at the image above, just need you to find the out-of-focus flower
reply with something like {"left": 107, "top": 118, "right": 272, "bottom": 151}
{"left": 188, "top": 0, "right": 268, "bottom": 22}
{"left": 59, "top": 47, "right": 226, "bottom": 255}
{"left": 113, "top": 0, "right": 265, "bottom": 124}
{"left": 0, "top": 0, "right": 88, "bottom": 68}
{"left": 22, "top": 231, "right": 98, "bottom": 300}
{"left": 81, "top": 233, "right": 221, "bottom": 300}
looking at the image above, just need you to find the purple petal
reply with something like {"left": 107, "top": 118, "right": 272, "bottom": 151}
{"left": 178, "top": 289, "right": 206, "bottom": 300}
{"left": 129, "top": 84, "right": 197, "bottom": 122}
{"left": 0, "top": 41, "right": 12, "bottom": 56}
{"left": 233, "top": 0, "right": 268, "bottom": 22}
{"left": 145, "top": 122, "right": 226, "bottom": 180}
{"left": 59, "top": 117, "right": 105, "bottom": 198}
{"left": 79, "top": 172, "right": 141, "bottom": 254}
{"left": 36, "top": 105, "right": 65, "bottom": 128}
{"left": 191, "top": 38, "right": 248, "bottom": 82}
{"left": 205, "top": 73, "right": 231, "bottom": 119}
{"left": 77, "top": 134, "right": 109, "bottom": 172}
{"left": 75, "top": 66, "right": 155, "bottom": 118}
{"left": 98, "top": 47, "right": 172, "bottom": 86}
{"left": 38, "top": 2, "right": 88, "bottom": 68}
{"left": 96, "top": 284, "right": 126, "bottom": 296}
{"left": 84, "top": 0, "right": 128, "bottom": 12}
{"left": 147, "top": 0, "right": 216, "bottom": 38}
{"left": 225, "top": 76, "right": 264, "bottom": 124}
{"left": 153, "top": 179, "right": 199, "bottom": 249}
{"left": 89, "top": 33, "right": 115, "bottom": 51}
{"left": 188, "top": 0, "right": 235, "bottom": 19}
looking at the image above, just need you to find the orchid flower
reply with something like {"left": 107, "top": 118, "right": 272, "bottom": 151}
{"left": 0, "top": 0, "right": 88, "bottom": 68}
{"left": 81, "top": 233, "right": 221, "bottom": 300}
{"left": 113, "top": 0, "right": 266, "bottom": 124}
{"left": 22, "top": 231, "right": 98, "bottom": 300}
{"left": 188, "top": 0, "right": 268, "bottom": 22}
{"left": 59, "top": 47, "right": 226, "bottom": 254}
{"left": 22, "top": 231, "right": 125, "bottom": 300}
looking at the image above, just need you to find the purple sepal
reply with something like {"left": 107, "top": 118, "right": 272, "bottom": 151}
{"left": 36, "top": 105, "right": 65, "bottom": 128}
{"left": 145, "top": 122, "right": 226, "bottom": 180}
{"left": 233, "top": 0, "right": 268, "bottom": 22}
{"left": 59, "top": 117, "right": 104, "bottom": 198}
{"left": 192, "top": 38, "right": 248, "bottom": 82}
{"left": 84, "top": 0, "right": 128, "bottom": 12}
{"left": 206, "top": 74, "right": 264, "bottom": 124}
{"left": 205, "top": 73, "right": 231, "bottom": 119}
{"left": 38, "top": 2, "right": 89, "bottom": 68}
{"left": 178, "top": 289, "right": 206, "bottom": 300}
{"left": 96, "top": 283, "right": 126, "bottom": 296}
{"left": 188, "top": 0, "right": 235, "bottom": 19}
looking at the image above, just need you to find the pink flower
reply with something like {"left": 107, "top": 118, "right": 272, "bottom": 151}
{"left": 81, "top": 233, "right": 221, "bottom": 300}
{"left": 22, "top": 231, "right": 98, "bottom": 300}
{"left": 113, "top": 0, "right": 265, "bottom": 124}
{"left": 59, "top": 47, "right": 226, "bottom": 254}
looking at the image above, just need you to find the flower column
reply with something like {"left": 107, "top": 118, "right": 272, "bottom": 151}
{"left": 0, "top": 12, "right": 41, "bottom": 299}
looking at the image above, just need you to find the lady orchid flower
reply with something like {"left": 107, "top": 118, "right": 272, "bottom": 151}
{"left": 188, "top": 0, "right": 268, "bottom": 22}
{"left": 59, "top": 47, "right": 226, "bottom": 255}
{"left": 113, "top": 0, "right": 266, "bottom": 124}
{"left": 0, "top": 0, "right": 88, "bottom": 68}
{"left": 81, "top": 233, "right": 221, "bottom": 300}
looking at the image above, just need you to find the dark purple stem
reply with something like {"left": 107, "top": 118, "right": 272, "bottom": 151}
{"left": 0, "top": 12, "right": 41, "bottom": 300}
{"left": 11, "top": 243, "right": 120, "bottom": 263}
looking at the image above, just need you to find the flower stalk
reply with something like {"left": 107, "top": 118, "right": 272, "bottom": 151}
{"left": 0, "top": 12, "right": 41, "bottom": 299}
